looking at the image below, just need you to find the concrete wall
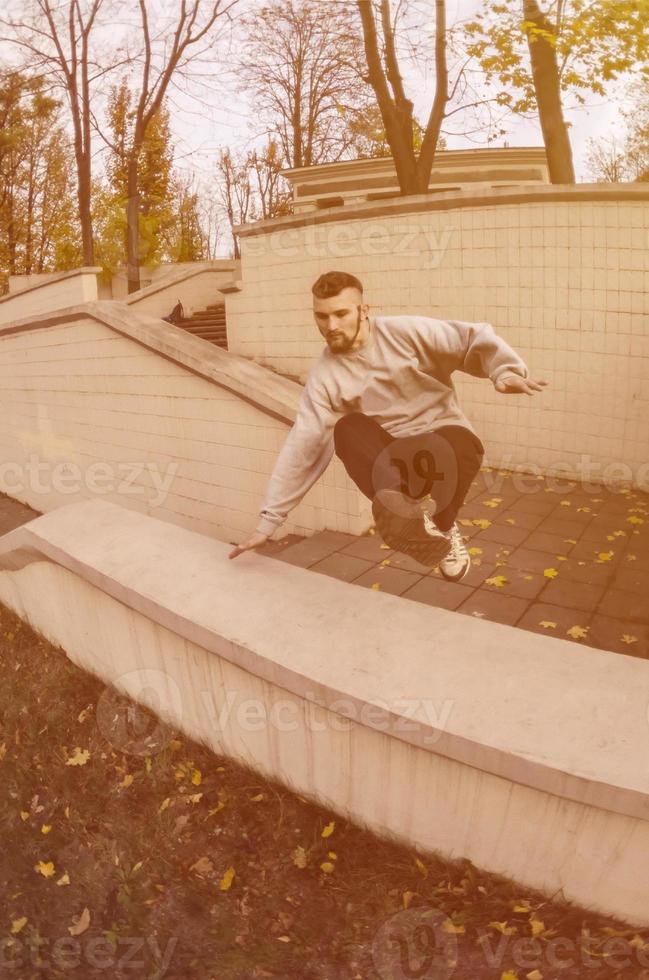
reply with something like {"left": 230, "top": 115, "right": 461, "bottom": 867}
{"left": 0, "top": 268, "right": 102, "bottom": 325}
{"left": 0, "top": 304, "right": 370, "bottom": 541}
{"left": 228, "top": 185, "right": 649, "bottom": 489}
{"left": 112, "top": 260, "right": 240, "bottom": 307}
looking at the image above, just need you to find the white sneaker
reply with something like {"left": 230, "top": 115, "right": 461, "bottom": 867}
{"left": 438, "top": 522, "right": 471, "bottom": 581}
{"left": 371, "top": 490, "right": 452, "bottom": 567}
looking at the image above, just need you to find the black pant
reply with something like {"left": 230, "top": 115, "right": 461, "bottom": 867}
{"left": 333, "top": 412, "right": 485, "bottom": 533}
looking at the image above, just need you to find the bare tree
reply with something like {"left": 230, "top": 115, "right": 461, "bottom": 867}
{"left": 237, "top": 0, "right": 375, "bottom": 168}
{"left": 217, "top": 147, "right": 254, "bottom": 259}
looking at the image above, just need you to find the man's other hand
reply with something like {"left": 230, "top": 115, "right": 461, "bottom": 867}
{"left": 228, "top": 531, "right": 270, "bottom": 559}
{"left": 495, "top": 374, "right": 550, "bottom": 396}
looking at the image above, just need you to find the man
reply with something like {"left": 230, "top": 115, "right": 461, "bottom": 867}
{"left": 229, "top": 270, "right": 548, "bottom": 579}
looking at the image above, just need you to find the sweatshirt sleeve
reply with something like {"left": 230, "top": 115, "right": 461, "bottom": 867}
{"left": 255, "top": 376, "right": 339, "bottom": 538}
{"left": 424, "top": 318, "right": 530, "bottom": 388}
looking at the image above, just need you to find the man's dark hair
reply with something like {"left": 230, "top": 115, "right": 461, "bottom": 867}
{"left": 311, "top": 270, "right": 363, "bottom": 299}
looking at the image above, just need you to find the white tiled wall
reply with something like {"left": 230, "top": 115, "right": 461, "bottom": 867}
{"left": 0, "top": 319, "right": 370, "bottom": 542}
{"left": 226, "top": 199, "right": 649, "bottom": 486}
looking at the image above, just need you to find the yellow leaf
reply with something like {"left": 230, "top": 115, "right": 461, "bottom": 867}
{"left": 208, "top": 802, "right": 225, "bottom": 816}
{"left": 555, "top": 556, "right": 567, "bottom": 562}
{"left": 368, "top": 527, "right": 375, "bottom": 535}
{"left": 567, "top": 625, "right": 589, "bottom": 639}
{"left": 513, "top": 901, "right": 531, "bottom": 912}
{"left": 292, "top": 846, "right": 307, "bottom": 868}
{"left": 459, "top": 519, "right": 474, "bottom": 526}
{"left": 560, "top": 500, "right": 571, "bottom": 506}
{"left": 530, "top": 917, "right": 545, "bottom": 936}
{"left": 621, "top": 634, "right": 638, "bottom": 644}
{"left": 56, "top": 871, "right": 70, "bottom": 886}
{"left": 20, "top": 811, "right": 29, "bottom": 821}
{"left": 219, "top": 866, "right": 235, "bottom": 891}
{"left": 277, "top": 935, "right": 291, "bottom": 942}
{"left": 320, "top": 861, "right": 335, "bottom": 874}
{"left": 41, "top": 824, "right": 52, "bottom": 834}
{"left": 380, "top": 558, "right": 391, "bottom": 567}
{"left": 505, "top": 518, "right": 517, "bottom": 525}
{"left": 576, "top": 507, "right": 591, "bottom": 513}
{"left": 443, "top": 921, "right": 466, "bottom": 934}
{"left": 538, "top": 621, "right": 557, "bottom": 629}
{"left": 403, "top": 890, "right": 414, "bottom": 909}
{"left": 65, "top": 747, "right": 90, "bottom": 766}
{"left": 564, "top": 538, "right": 577, "bottom": 544}
{"left": 120, "top": 773, "right": 134, "bottom": 788}
{"left": 250, "top": 793, "right": 264, "bottom": 802}
{"left": 468, "top": 547, "right": 483, "bottom": 556}
{"left": 501, "top": 973, "right": 519, "bottom": 980}
{"left": 321, "top": 821, "right": 335, "bottom": 838}
{"left": 483, "top": 500, "right": 501, "bottom": 508}
{"left": 371, "top": 582, "right": 381, "bottom": 590}
{"left": 68, "top": 907, "right": 90, "bottom": 936}
{"left": 190, "top": 856, "right": 214, "bottom": 875}
{"left": 379, "top": 543, "right": 390, "bottom": 549}
{"left": 627, "top": 554, "right": 637, "bottom": 561}
{"left": 188, "top": 793, "right": 203, "bottom": 804}
{"left": 596, "top": 551, "right": 614, "bottom": 562}
{"left": 627, "top": 516, "right": 644, "bottom": 525}
{"left": 191, "top": 769, "right": 202, "bottom": 785}
{"left": 485, "top": 575, "right": 508, "bottom": 588}
{"left": 145, "top": 756, "right": 152, "bottom": 773}
{"left": 490, "top": 921, "right": 516, "bottom": 935}
{"left": 328, "top": 851, "right": 337, "bottom": 859}
{"left": 472, "top": 518, "right": 492, "bottom": 529}
{"left": 543, "top": 568, "right": 559, "bottom": 578}
{"left": 526, "top": 971, "right": 544, "bottom": 980}
{"left": 11, "top": 917, "right": 27, "bottom": 934}
{"left": 159, "top": 797, "right": 171, "bottom": 812}
{"left": 35, "top": 861, "right": 55, "bottom": 878}
{"left": 415, "top": 857, "right": 428, "bottom": 876}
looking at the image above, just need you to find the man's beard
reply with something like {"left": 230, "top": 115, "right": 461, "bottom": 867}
{"left": 329, "top": 309, "right": 362, "bottom": 353}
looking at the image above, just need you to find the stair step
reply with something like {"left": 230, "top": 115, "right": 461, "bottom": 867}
{"left": 188, "top": 310, "right": 226, "bottom": 319}
{"left": 193, "top": 332, "right": 227, "bottom": 340}
{"left": 180, "top": 321, "right": 226, "bottom": 331}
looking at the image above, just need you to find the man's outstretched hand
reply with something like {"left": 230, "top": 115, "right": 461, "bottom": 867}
{"left": 228, "top": 531, "right": 270, "bottom": 559}
{"left": 495, "top": 374, "right": 550, "bottom": 396}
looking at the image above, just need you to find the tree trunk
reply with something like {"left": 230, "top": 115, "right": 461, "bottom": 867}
{"left": 126, "top": 155, "right": 141, "bottom": 294}
{"left": 524, "top": 0, "right": 575, "bottom": 184}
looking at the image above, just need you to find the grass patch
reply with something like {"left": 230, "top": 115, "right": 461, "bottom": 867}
{"left": 1, "top": 598, "right": 648, "bottom": 979}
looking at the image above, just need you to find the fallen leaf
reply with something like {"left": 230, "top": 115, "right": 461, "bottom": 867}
{"left": 120, "top": 774, "right": 134, "bottom": 788}
{"left": 190, "top": 856, "right": 214, "bottom": 875}
{"left": 526, "top": 971, "right": 544, "bottom": 980}
{"left": 621, "top": 635, "right": 638, "bottom": 644}
{"left": 485, "top": 575, "right": 508, "bottom": 588}
{"left": 530, "top": 917, "right": 545, "bottom": 937}
{"left": 371, "top": 582, "right": 381, "bottom": 590}
{"left": 468, "top": 547, "right": 483, "bottom": 556}
{"left": 219, "top": 866, "right": 235, "bottom": 891}
{"left": 41, "top": 824, "right": 52, "bottom": 834}
{"left": 443, "top": 921, "right": 466, "bottom": 934}
{"left": 321, "top": 821, "right": 335, "bottom": 838}
{"left": 11, "top": 917, "right": 27, "bottom": 934}
{"left": 191, "top": 769, "right": 202, "bottom": 786}
{"left": 35, "top": 861, "right": 55, "bottom": 878}
{"left": 320, "top": 861, "right": 335, "bottom": 874}
{"left": 277, "top": 935, "right": 291, "bottom": 942}
{"left": 65, "top": 747, "right": 90, "bottom": 767}
{"left": 543, "top": 568, "right": 559, "bottom": 579}
{"left": 292, "top": 846, "right": 308, "bottom": 869}
{"left": 596, "top": 551, "right": 614, "bottom": 563}
{"left": 627, "top": 516, "right": 644, "bottom": 525}
{"left": 538, "top": 621, "right": 557, "bottom": 629}
{"left": 250, "top": 793, "right": 264, "bottom": 802}
{"left": 472, "top": 518, "right": 492, "bottom": 529}
{"left": 567, "top": 625, "right": 589, "bottom": 639}
{"left": 379, "top": 543, "right": 390, "bottom": 550}
{"left": 415, "top": 857, "right": 428, "bottom": 876}
{"left": 68, "top": 907, "right": 90, "bottom": 936}
{"left": 490, "top": 921, "right": 516, "bottom": 935}
{"left": 403, "top": 890, "right": 414, "bottom": 909}
{"left": 56, "top": 872, "right": 70, "bottom": 886}
{"left": 505, "top": 518, "right": 517, "bottom": 525}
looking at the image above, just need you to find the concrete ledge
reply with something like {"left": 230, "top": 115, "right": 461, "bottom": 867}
{"left": 1, "top": 498, "right": 648, "bottom": 924}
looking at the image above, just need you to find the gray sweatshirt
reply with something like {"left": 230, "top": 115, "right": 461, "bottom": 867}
{"left": 255, "top": 314, "right": 530, "bottom": 537}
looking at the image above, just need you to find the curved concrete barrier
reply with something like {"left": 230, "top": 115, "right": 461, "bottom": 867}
{"left": 1, "top": 498, "right": 648, "bottom": 925}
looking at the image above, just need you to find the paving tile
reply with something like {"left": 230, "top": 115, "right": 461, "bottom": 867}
{"left": 463, "top": 538, "right": 514, "bottom": 566}
{"left": 339, "top": 535, "right": 394, "bottom": 562}
{"left": 610, "top": 567, "right": 649, "bottom": 597}
{"left": 470, "top": 522, "right": 531, "bottom": 547}
{"left": 579, "top": 521, "right": 637, "bottom": 542}
{"left": 548, "top": 557, "right": 615, "bottom": 587}
{"left": 537, "top": 578, "right": 607, "bottom": 613}
{"left": 273, "top": 533, "right": 357, "bottom": 568}
{"left": 503, "top": 547, "right": 564, "bottom": 574}
{"left": 598, "top": 589, "right": 649, "bottom": 625}
{"left": 390, "top": 551, "right": 443, "bottom": 575}
{"left": 534, "top": 517, "right": 590, "bottom": 538}
{"left": 308, "top": 552, "right": 375, "bottom": 582}
{"left": 476, "top": 568, "right": 547, "bottom": 601}
{"left": 256, "top": 534, "right": 305, "bottom": 557}
{"left": 455, "top": 591, "right": 530, "bottom": 626}
{"left": 505, "top": 491, "right": 562, "bottom": 515}
{"left": 401, "top": 576, "right": 474, "bottom": 611}
{"left": 352, "top": 566, "right": 423, "bottom": 596}
{"left": 492, "top": 508, "right": 546, "bottom": 531}
{"left": 567, "top": 539, "right": 627, "bottom": 567}
{"left": 586, "top": 614, "right": 649, "bottom": 658}
{"left": 513, "top": 602, "right": 593, "bottom": 640}
{"left": 523, "top": 530, "right": 575, "bottom": 555}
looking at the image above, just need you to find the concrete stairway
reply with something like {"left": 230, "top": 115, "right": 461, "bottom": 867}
{"left": 177, "top": 302, "right": 227, "bottom": 349}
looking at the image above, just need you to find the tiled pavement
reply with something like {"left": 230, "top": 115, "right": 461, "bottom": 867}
{"left": 1, "top": 469, "right": 648, "bottom": 658}
{"left": 255, "top": 468, "right": 649, "bottom": 660}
